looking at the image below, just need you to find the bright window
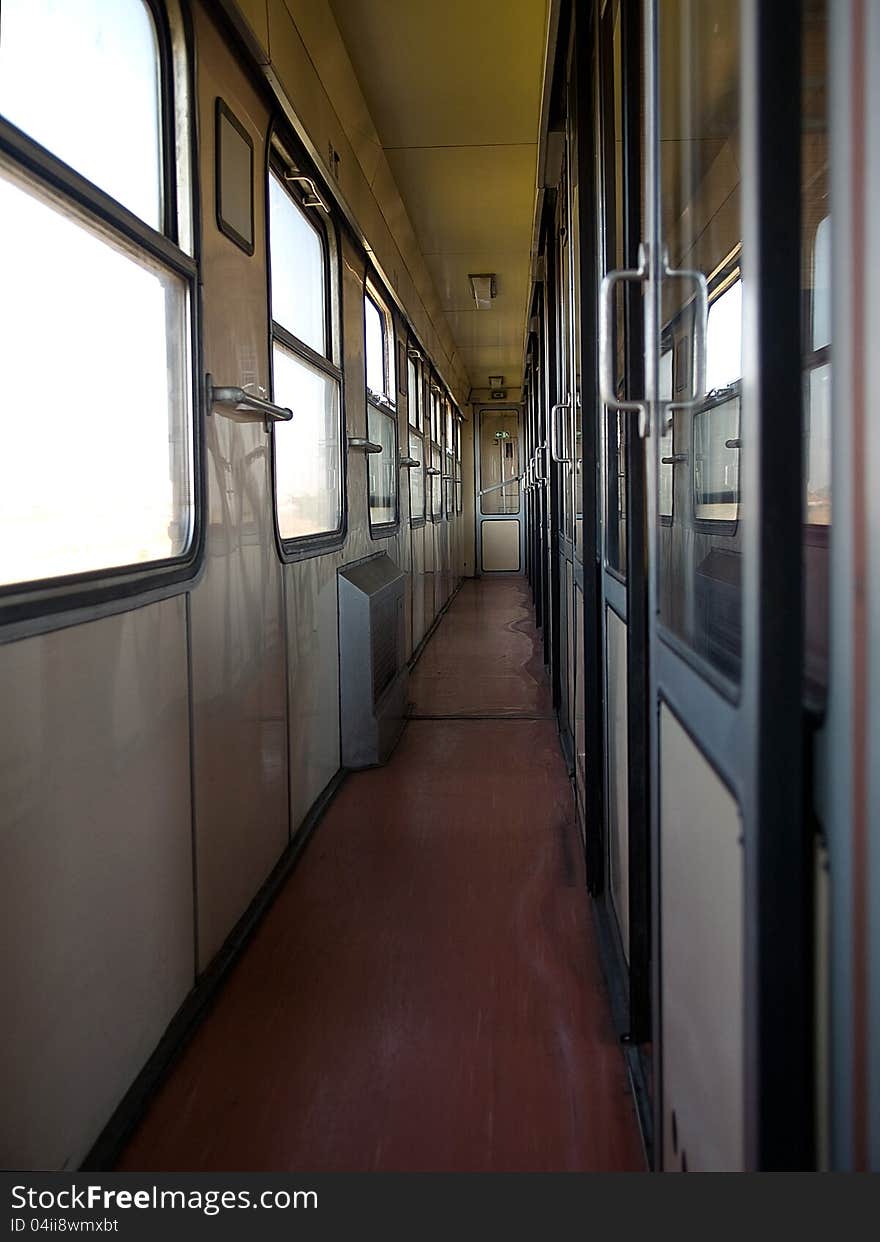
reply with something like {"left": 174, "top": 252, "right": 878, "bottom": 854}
{"left": 0, "top": 0, "right": 163, "bottom": 227}
{"left": 409, "top": 430, "right": 425, "bottom": 521}
{"left": 269, "top": 166, "right": 342, "bottom": 545}
{"left": 368, "top": 406, "right": 398, "bottom": 529}
{"left": 365, "top": 288, "right": 395, "bottom": 404}
{"left": 407, "top": 352, "right": 421, "bottom": 429}
{"left": 705, "top": 279, "right": 742, "bottom": 392}
{"left": 0, "top": 0, "right": 195, "bottom": 596}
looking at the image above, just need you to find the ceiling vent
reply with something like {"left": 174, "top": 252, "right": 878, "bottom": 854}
{"left": 468, "top": 273, "right": 497, "bottom": 309}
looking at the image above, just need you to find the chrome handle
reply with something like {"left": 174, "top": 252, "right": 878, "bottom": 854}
{"left": 661, "top": 453, "right": 688, "bottom": 464}
{"left": 207, "top": 375, "right": 293, "bottom": 425}
{"left": 532, "top": 447, "right": 548, "bottom": 485}
{"left": 725, "top": 438, "right": 742, "bottom": 450}
{"left": 479, "top": 472, "right": 524, "bottom": 497}
{"left": 399, "top": 455, "right": 421, "bottom": 468}
{"left": 426, "top": 466, "right": 441, "bottom": 476}
{"left": 662, "top": 252, "right": 708, "bottom": 422}
{"left": 598, "top": 243, "right": 648, "bottom": 418}
{"left": 550, "top": 400, "right": 572, "bottom": 464}
{"left": 348, "top": 437, "right": 382, "bottom": 454}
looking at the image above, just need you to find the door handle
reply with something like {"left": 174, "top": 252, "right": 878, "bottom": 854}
{"left": 550, "top": 400, "right": 572, "bottom": 464}
{"left": 598, "top": 243, "right": 648, "bottom": 432}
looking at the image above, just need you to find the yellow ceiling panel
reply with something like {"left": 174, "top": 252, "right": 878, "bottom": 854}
{"left": 329, "top": 0, "right": 547, "bottom": 149}
{"left": 384, "top": 145, "right": 536, "bottom": 257}
{"left": 326, "top": 0, "right": 546, "bottom": 386}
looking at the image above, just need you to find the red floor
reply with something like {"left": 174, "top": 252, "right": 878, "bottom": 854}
{"left": 117, "top": 576, "right": 644, "bottom": 1171}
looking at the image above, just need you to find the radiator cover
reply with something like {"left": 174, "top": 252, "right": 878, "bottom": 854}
{"left": 338, "top": 553, "right": 408, "bottom": 768}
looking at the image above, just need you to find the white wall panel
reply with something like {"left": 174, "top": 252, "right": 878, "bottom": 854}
{"left": 0, "top": 599, "right": 192, "bottom": 1169}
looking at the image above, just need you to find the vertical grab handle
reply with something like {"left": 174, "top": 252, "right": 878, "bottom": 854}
{"left": 662, "top": 251, "right": 708, "bottom": 421}
{"left": 598, "top": 243, "right": 648, "bottom": 425}
{"left": 550, "top": 399, "right": 572, "bottom": 464}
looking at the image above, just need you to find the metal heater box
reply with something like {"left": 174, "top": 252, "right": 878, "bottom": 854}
{"left": 338, "top": 553, "right": 408, "bottom": 768}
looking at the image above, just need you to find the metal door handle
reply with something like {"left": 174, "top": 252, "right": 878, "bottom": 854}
{"left": 399, "top": 455, "right": 421, "bottom": 468}
{"left": 661, "top": 453, "right": 688, "bottom": 464}
{"left": 550, "top": 400, "right": 572, "bottom": 463}
{"left": 348, "top": 437, "right": 382, "bottom": 453}
{"left": 207, "top": 375, "right": 293, "bottom": 425}
{"left": 598, "top": 243, "right": 648, "bottom": 420}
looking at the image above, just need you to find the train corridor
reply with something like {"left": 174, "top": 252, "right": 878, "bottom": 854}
{"left": 117, "top": 577, "right": 643, "bottom": 1172}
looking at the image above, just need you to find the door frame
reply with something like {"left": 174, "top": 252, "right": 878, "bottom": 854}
{"left": 640, "top": 0, "right": 810, "bottom": 1169}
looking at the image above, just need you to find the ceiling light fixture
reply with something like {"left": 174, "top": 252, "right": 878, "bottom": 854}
{"left": 468, "top": 273, "right": 497, "bottom": 309}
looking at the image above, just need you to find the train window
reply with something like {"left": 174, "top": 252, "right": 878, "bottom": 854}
{"left": 444, "top": 447, "right": 454, "bottom": 519}
{"left": 803, "top": 217, "right": 830, "bottom": 528}
{"left": 658, "top": 0, "right": 742, "bottom": 685}
{"left": 365, "top": 286, "right": 398, "bottom": 533}
{"left": 408, "top": 351, "right": 422, "bottom": 430}
{"left": 368, "top": 405, "right": 398, "bottom": 531}
{"left": 365, "top": 287, "right": 395, "bottom": 406}
{"left": 269, "top": 171, "right": 326, "bottom": 355}
{"left": 693, "top": 280, "right": 742, "bottom": 524}
{"left": 705, "top": 280, "right": 743, "bottom": 393}
{"left": 269, "top": 165, "right": 343, "bottom": 546}
{"left": 605, "top": 409, "right": 627, "bottom": 575}
{"left": 802, "top": 0, "right": 830, "bottom": 702}
{"left": 409, "top": 429, "right": 425, "bottom": 522}
{"left": 0, "top": 0, "right": 197, "bottom": 598}
{"left": 0, "top": 0, "right": 162, "bottom": 228}
{"left": 430, "top": 445, "right": 442, "bottom": 521}
{"left": 480, "top": 411, "right": 520, "bottom": 517}
{"left": 430, "top": 385, "right": 442, "bottom": 445}
{"left": 454, "top": 415, "right": 463, "bottom": 514}
{"left": 659, "top": 347, "right": 674, "bottom": 520}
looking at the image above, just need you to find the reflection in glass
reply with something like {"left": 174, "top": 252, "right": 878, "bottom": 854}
{"left": 368, "top": 404, "right": 397, "bottom": 527}
{"left": 409, "top": 430, "right": 425, "bottom": 520}
{"left": 365, "top": 296, "right": 385, "bottom": 398}
{"left": 0, "top": 167, "right": 191, "bottom": 587}
{"left": 480, "top": 411, "right": 520, "bottom": 516}
{"left": 274, "top": 344, "right": 341, "bottom": 540}
{"left": 269, "top": 173, "right": 326, "bottom": 355}
{"left": 659, "top": 349, "right": 674, "bottom": 519}
{"left": 658, "top": 0, "right": 742, "bottom": 682}
{"left": 0, "top": 0, "right": 162, "bottom": 227}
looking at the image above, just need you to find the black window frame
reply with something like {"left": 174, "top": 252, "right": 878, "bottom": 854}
{"left": 364, "top": 279, "right": 400, "bottom": 538}
{"left": 267, "top": 136, "right": 347, "bottom": 561}
{"left": 0, "top": 0, "right": 203, "bottom": 631}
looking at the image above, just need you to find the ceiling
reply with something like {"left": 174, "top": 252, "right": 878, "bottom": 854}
{"left": 328, "top": 0, "right": 547, "bottom": 393}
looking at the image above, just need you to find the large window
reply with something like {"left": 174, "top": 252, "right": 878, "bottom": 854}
{"left": 693, "top": 279, "right": 742, "bottom": 524}
{"left": 364, "top": 285, "right": 398, "bottom": 532}
{"left": 407, "top": 347, "right": 425, "bottom": 523}
{"left": 269, "top": 162, "right": 343, "bottom": 546}
{"left": 0, "top": 0, "right": 195, "bottom": 597}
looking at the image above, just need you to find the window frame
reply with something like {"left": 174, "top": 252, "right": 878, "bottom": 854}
{"left": 363, "top": 278, "right": 399, "bottom": 538}
{"left": 690, "top": 268, "right": 743, "bottom": 535}
{"left": 267, "top": 138, "right": 347, "bottom": 560}
{"left": 0, "top": 0, "right": 203, "bottom": 630}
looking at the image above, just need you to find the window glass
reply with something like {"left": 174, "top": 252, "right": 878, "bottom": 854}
{"left": 812, "top": 214, "right": 830, "bottom": 351}
{"left": 444, "top": 451, "right": 454, "bottom": 518}
{"left": 273, "top": 343, "right": 341, "bottom": 540}
{"left": 694, "top": 397, "right": 741, "bottom": 521}
{"left": 408, "top": 430, "right": 425, "bottom": 520}
{"left": 0, "top": 166, "right": 191, "bottom": 586}
{"left": 368, "top": 405, "right": 397, "bottom": 528}
{"left": 408, "top": 356, "right": 421, "bottom": 429}
{"left": 659, "top": 0, "right": 742, "bottom": 683}
{"left": 480, "top": 411, "right": 520, "bottom": 516}
{"left": 430, "top": 446, "right": 442, "bottom": 519}
{"left": 705, "top": 280, "right": 743, "bottom": 392}
{"left": 0, "top": 0, "right": 162, "bottom": 227}
{"left": 659, "top": 347, "right": 674, "bottom": 519}
{"left": 805, "top": 363, "right": 831, "bottom": 525}
{"left": 605, "top": 409, "right": 627, "bottom": 572}
{"left": 365, "top": 295, "right": 385, "bottom": 397}
{"left": 269, "top": 172, "right": 325, "bottom": 354}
